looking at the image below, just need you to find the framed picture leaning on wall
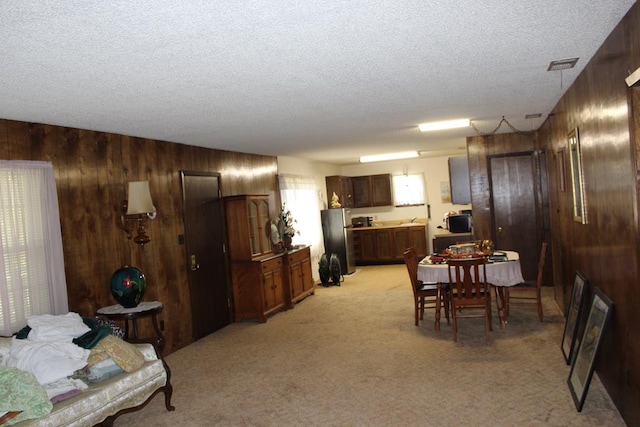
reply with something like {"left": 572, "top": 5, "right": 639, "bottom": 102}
{"left": 561, "top": 271, "right": 589, "bottom": 364}
{"left": 567, "top": 287, "right": 614, "bottom": 412}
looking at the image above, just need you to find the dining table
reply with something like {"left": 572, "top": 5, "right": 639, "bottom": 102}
{"left": 417, "top": 250, "right": 525, "bottom": 329}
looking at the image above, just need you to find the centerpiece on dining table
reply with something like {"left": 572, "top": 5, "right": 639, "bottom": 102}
{"left": 429, "top": 240, "right": 496, "bottom": 264}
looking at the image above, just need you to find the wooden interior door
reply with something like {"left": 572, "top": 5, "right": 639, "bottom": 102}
{"left": 180, "top": 171, "right": 230, "bottom": 340}
{"left": 489, "top": 153, "right": 541, "bottom": 280}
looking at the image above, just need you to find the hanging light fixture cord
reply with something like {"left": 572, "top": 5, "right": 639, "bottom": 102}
{"left": 470, "top": 116, "right": 535, "bottom": 136}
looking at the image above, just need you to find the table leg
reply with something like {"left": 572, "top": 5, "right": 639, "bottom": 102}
{"left": 435, "top": 285, "right": 441, "bottom": 331}
{"left": 150, "top": 313, "right": 166, "bottom": 353}
{"left": 493, "top": 286, "right": 507, "bottom": 329}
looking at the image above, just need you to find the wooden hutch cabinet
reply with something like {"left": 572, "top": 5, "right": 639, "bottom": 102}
{"left": 224, "top": 195, "right": 315, "bottom": 322}
{"left": 224, "top": 195, "right": 272, "bottom": 260}
{"left": 225, "top": 195, "right": 287, "bottom": 322}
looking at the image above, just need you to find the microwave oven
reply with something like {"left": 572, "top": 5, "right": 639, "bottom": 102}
{"left": 447, "top": 214, "right": 472, "bottom": 233}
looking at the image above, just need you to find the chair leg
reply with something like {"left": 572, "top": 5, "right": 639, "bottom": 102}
{"left": 504, "top": 288, "right": 510, "bottom": 318}
{"left": 443, "top": 288, "right": 450, "bottom": 325}
{"left": 414, "top": 300, "right": 419, "bottom": 326}
{"left": 485, "top": 308, "right": 490, "bottom": 342}
{"left": 434, "top": 288, "right": 441, "bottom": 331}
{"left": 487, "top": 289, "right": 493, "bottom": 332}
{"left": 451, "top": 308, "right": 458, "bottom": 342}
{"left": 536, "top": 289, "right": 543, "bottom": 322}
{"left": 419, "top": 296, "right": 425, "bottom": 320}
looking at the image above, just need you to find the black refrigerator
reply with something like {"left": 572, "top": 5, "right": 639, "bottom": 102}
{"left": 320, "top": 208, "right": 356, "bottom": 275}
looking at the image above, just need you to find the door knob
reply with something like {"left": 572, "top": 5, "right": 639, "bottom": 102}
{"left": 190, "top": 254, "right": 200, "bottom": 271}
{"left": 497, "top": 226, "right": 503, "bottom": 233}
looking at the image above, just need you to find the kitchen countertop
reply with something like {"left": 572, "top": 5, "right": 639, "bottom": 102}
{"left": 352, "top": 223, "right": 426, "bottom": 230}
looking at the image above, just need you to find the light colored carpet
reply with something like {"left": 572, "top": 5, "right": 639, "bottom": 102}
{"left": 117, "top": 265, "right": 626, "bottom": 426}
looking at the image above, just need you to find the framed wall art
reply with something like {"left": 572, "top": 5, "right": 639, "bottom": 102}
{"left": 568, "top": 128, "right": 587, "bottom": 223}
{"left": 567, "top": 287, "right": 614, "bottom": 412}
{"left": 561, "top": 271, "right": 589, "bottom": 364}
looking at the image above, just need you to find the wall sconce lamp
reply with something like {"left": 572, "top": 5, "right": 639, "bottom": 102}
{"left": 121, "top": 180, "right": 157, "bottom": 249}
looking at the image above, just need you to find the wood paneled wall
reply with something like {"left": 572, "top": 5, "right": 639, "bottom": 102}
{"left": 468, "top": 4, "right": 640, "bottom": 424}
{"left": 0, "top": 118, "right": 278, "bottom": 355}
{"left": 543, "top": 5, "right": 640, "bottom": 424}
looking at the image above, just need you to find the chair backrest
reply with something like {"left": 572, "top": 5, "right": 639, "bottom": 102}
{"left": 447, "top": 257, "right": 488, "bottom": 300}
{"left": 403, "top": 247, "right": 419, "bottom": 298}
{"left": 535, "top": 242, "right": 548, "bottom": 288}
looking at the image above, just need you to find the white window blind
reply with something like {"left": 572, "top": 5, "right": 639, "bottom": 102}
{"left": 392, "top": 173, "right": 426, "bottom": 206}
{"left": 278, "top": 174, "right": 323, "bottom": 277}
{"left": 0, "top": 161, "right": 68, "bottom": 335}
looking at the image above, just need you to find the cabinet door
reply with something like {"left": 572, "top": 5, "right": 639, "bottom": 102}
{"left": 352, "top": 176, "right": 372, "bottom": 208}
{"left": 371, "top": 174, "right": 392, "bottom": 206}
{"left": 247, "top": 200, "right": 261, "bottom": 256}
{"left": 375, "top": 229, "right": 394, "bottom": 260}
{"left": 341, "top": 177, "right": 354, "bottom": 208}
{"left": 409, "top": 227, "right": 427, "bottom": 259}
{"left": 300, "top": 255, "right": 314, "bottom": 293}
{"left": 246, "top": 197, "right": 271, "bottom": 257}
{"left": 262, "top": 259, "right": 284, "bottom": 312}
{"left": 326, "top": 176, "right": 354, "bottom": 209}
{"left": 288, "top": 258, "right": 303, "bottom": 300}
{"left": 394, "top": 228, "right": 411, "bottom": 260}
{"left": 358, "top": 230, "right": 377, "bottom": 261}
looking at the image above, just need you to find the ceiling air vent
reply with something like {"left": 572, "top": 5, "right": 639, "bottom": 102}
{"left": 547, "top": 58, "right": 579, "bottom": 71}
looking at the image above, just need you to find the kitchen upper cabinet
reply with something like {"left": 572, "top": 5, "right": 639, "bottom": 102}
{"left": 352, "top": 176, "right": 372, "bottom": 208}
{"left": 351, "top": 174, "right": 392, "bottom": 208}
{"left": 371, "top": 174, "right": 392, "bottom": 206}
{"left": 325, "top": 175, "right": 353, "bottom": 208}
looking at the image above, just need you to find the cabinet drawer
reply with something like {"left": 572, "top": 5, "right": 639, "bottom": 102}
{"left": 262, "top": 257, "right": 282, "bottom": 271}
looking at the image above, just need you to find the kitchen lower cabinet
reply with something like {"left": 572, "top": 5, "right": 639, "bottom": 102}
{"left": 231, "top": 255, "right": 286, "bottom": 323}
{"left": 353, "top": 225, "right": 427, "bottom": 264}
{"left": 284, "top": 246, "right": 315, "bottom": 308}
{"left": 353, "top": 229, "right": 377, "bottom": 262}
{"left": 375, "top": 229, "right": 394, "bottom": 260}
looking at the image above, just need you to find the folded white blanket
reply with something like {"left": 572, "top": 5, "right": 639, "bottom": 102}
{"left": 5, "top": 337, "right": 90, "bottom": 385}
{"left": 27, "top": 312, "right": 90, "bottom": 342}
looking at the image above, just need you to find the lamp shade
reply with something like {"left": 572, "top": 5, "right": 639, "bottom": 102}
{"left": 126, "top": 181, "right": 156, "bottom": 215}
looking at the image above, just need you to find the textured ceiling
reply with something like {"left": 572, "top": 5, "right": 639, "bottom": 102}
{"left": 0, "top": 1, "right": 636, "bottom": 165}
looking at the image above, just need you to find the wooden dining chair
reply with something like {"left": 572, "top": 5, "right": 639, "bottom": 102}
{"left": 504, "top": 242, "right": 548, "bottom": 322}
{"left": 447, "top": 257, "right": 492, "bottom": 342}
{"left": 403, "top": 247, "right": 449, "bottom": 330}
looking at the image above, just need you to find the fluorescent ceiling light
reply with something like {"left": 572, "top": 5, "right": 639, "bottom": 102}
{"left": 360, "top": 151, "right": 419, "bottom": 163}
{"left": 418, "top": 118, "right": 470, "bottom": 132}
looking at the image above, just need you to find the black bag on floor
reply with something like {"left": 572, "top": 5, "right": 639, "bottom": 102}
{"left": 319, "top": 253, "right": 330, "bottom": 287}
{"left": 329, "top": 253, "right": 342, "bottom": 286}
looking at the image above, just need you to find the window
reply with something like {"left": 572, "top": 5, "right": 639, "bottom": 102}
{"left": 278, "top": 174, "right": 323, "bottom": 275}
{"left": 0, "top": 161, "right": 68, "bottom": 335}
{"left": 392, "top": 173, "right": 426, "bottom": 206}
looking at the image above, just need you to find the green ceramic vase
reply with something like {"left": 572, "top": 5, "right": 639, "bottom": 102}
{"left": 110, "top": 265, "right": 146, "bottom": 308}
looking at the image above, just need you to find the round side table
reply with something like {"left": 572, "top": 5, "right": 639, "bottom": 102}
{"left": 97, "top": 300, "right": 165, "bottom": 354}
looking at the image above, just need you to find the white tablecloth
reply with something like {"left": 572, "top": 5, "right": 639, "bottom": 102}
{"left": 97, "top": 300, "right": 163, "bottom": 315}
{"left": 417, "top": 251, "right": 524, "bottom": 287}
